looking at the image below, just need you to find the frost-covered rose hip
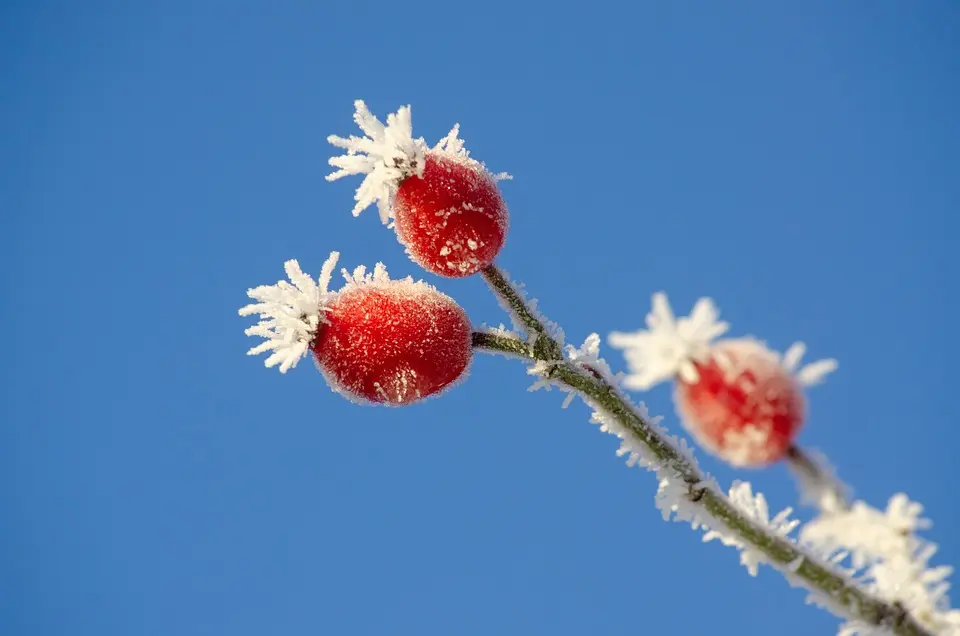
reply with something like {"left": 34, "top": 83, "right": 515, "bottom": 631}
{"left": 327, "top": 101, "right": 509, "bottom": 277}
{"left": 392, "top": 153, "right": 507, "bottom": 276}
{"left": 239, "top": 252, "right": 472, "bottom": 406}
{"left": 608, "top": 293, "right": 837, "bottom": 467}
{"left": 312, "top": 269, "right": 472, "bottom": 404}
{"left": 673, "top": 339, "right": 806, "bottom": 466}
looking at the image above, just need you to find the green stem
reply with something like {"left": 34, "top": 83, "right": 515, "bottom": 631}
{"left": 480, "top": 265, "right": 563, "bottom": 362}
{"left": 470, "top": 329, "right": 929, "bottom": 636}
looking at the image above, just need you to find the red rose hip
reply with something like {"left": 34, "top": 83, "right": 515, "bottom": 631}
{"left": 328, "top": 101, "right": 510, "bottom": 277}
{"left": 239, "top": 252, "right": 472, "bottom": 406}
{"left": 393, "top": 153, "right": 508, "bottom": 277}
{"left": 609, "top": 293, "right": 837, "bottom": 467}
{"left": 674, "top": 339, "right": 805, "bottom": 466}
{"left": 312, "top": 275, "right": 472, "bottom": 404}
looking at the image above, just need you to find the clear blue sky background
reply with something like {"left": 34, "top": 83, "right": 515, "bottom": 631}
{"left": 3, "top": 2, "right": 957, "bottom": 635}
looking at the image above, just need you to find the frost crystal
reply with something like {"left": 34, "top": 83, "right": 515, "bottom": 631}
{"left": 608, "top": 292, "right": 729, "bottom": 390}
{"left": 239, "top": 252, "right": 340, "bottom": 373}
{"left": 703, "top": 481, "right": 800, "bottom": 576}
{"left": 778, "top": 341, "right": 838, "bottom": 387}
{"left": 327, "top": 100, "right": 428, "bottom": 224}
{"left": 802, "top": 495, "right": 960, "bottom": 635}
{"left": 327, "top": 101, "right": 507, "bottom": 226}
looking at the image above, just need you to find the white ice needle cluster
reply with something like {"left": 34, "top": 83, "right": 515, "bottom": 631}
{"left": 608, "top": 292, "right": 729, "bottom": 390}
{"left": 327, "top": 100, "right": 428, "bottom": 224}
{"left": 239, "top": 252, "right": 340, "bottom": 373}
{"left": 609, "top": 293, "right": 839, "bottom": 392}
{"left": 780, "top": 341, "right": 839, "bottom": 387}
{"left": 704, "top": 481, "right": 801, "bottom": 576}
{"left": 803, "top": 495, "right": 960, "bottom": 635}
{"left": 327, "top": 100, "right": 508, "bottom": 226}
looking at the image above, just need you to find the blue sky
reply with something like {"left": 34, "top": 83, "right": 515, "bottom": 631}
{"left": 2, "top": 2, "right": 957, "bottom": 635}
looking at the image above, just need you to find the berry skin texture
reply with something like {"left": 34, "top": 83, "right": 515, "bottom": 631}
{"left": 673, "top": 340, "right": 805, "bottom": 467}
{"left": 393, "top": 153, "right": 508, "bottom": 278}
{"left": 311, "top": 282, "right": 472, "bottom": 406}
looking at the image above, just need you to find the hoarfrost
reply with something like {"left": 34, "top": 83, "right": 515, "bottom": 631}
{"left": 327, "top": 101, "right": 427, "bottom": 224}
{"left": 327, "top": 100, "right": 509, "bottom": 225}
{"left": 802, "top": 495, "right": 960, "bottom": 635}
{"left": 703, "top": 481, "right": 800, "bottom": 576}
{"left": 778, "top": 341, "right": 838, "bottom": 387}
{"left": 608, "top": 293, "right": 839, "bottom": 395}
{"left": 238, "top": 252, "right": 340, "bottom": 373}
{"left": 608, "top": 292, "right": 729, "bottom": 390}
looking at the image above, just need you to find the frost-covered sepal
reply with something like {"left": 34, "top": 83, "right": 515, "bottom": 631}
{"left": 327, "top": 100, "right": 428, "bottom": 223}
{"left": 608, "top": 292, "right": 729, "bottom": 390}
{"left": 780, "top": 341, "right": 838, "bottom": 387}
{"left": 238, "top": 252, "right": 339, "bottom": 373}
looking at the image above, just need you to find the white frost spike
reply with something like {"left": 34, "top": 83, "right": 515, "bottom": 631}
{"left": 703, "top": 481, "right": 800, "bottom": 577}
{"left": 780, "top": 341, "right": 838, "bottom": 387}
{"left": 341, "top": 260, "right": 411, "bottom": 288}
{"left": 327, "top": 100, "right": 429, "bottom": 224}
{"left": 239, "top": 252, "right": 340, "bottom": 373}
{"left": 433, "top": 124, "right": 512, "bottom": 182}
{"left": 608, "top": 292, "right": 729, "bottom": 390}
{"left": 802, "top": 494, "right": 960, "bottom": 635}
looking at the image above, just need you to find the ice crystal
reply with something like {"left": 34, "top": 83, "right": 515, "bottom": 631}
{"left": 433, "top": 124, "right": 512, "bottom": 182}
{"left": 239, "top": 252, "right": 340, "bottom": 373}
{"left": 703, "top": 481, "right": 800, "bottom": 576}
{"left": 779, "top": 341, "right": 838, "bottom": 387}
{"left": 802, "top": 495, "right": 960, "bottom": 635}
{"left": 327, "top": 100, "right": 428, "bottom": 224}
{"left": 608, "top": 292, "right": 729, "bottom": 390}
{"left": 608, "top": 294, "right": 839, "bottom": 396}
{"left": 327, "top": 101, "right": 507, "bottom": 225}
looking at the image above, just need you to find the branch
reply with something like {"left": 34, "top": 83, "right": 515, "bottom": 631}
{"left": 472, "top": 327, "right": 933, "bottom": 636}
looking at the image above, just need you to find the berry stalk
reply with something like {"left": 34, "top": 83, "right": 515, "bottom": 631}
{"left": 785, "top": 444, "right": 851, "bottom": 513}
{"left": 479, "top": 264, "right": 563, "bottom": 362}
{"left": 472, "top": 322, "right": 931, "bottom": 636}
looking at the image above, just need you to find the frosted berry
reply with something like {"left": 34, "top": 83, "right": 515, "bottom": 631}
{"left": 239, "top": 252, "right": 472, "bottom": 406}
{"left": 327, "top": 100, "right": 509, "bottom": 277}
{"left": 311, "top": 275, "right": 471, "bottom": 405}
{"left": 673, "top": 339, "right": 804, "bottom": 466}
{"left": 393, "top": 153, "right": 508, "bottom": 277}
{"left": 608, "top": 292, "right": 837, "bottom": 467}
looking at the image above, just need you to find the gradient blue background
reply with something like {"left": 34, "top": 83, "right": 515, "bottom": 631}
{"left": 3, "top": 2, "right": 957, "bottom": 634}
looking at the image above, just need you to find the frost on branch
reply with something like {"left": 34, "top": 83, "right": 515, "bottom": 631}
{"left": 530, "top": 336, "right": 812, "bottom": 580}
{"left": 802, "top": 495, "right": 960, "bottom": 635}
{"left": 238, "top": 252, "right": 340, "bottom": 373}
{"left": 703, "top": 481, "right": 800, "bottom": 576}
{"left": 608, "top": 292, "right": 729, "bottom": 390}
{"left": 326, "top": 100, "right": 508, "bottom": 225}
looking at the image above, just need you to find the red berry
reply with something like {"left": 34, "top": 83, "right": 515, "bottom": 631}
{"left": 393, "top": 153, "right": 508, "bottom": 277}
{"left": 673, "top": 339, "right": 805, "bottom": 467}
{"left": 312, "top": 280, "right": 472, "bottom": 405}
